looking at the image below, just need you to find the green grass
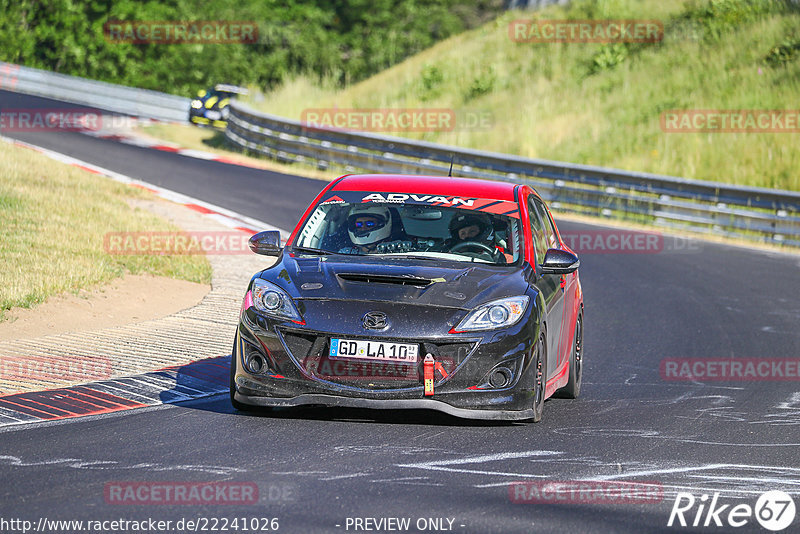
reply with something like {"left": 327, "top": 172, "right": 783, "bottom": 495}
{"left": 244, "top": 0, "right": 800, "bottom": 191}
{"left": 0, "top": 143, "right": 212, "bottom": 320}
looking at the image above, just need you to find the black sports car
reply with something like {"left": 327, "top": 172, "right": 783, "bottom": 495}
{"left": 231, "top": 174, "right": 583, "bottom": 421}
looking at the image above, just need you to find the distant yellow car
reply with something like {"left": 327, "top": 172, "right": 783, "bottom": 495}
{"left": 189, "top": 84, "right": 248, "bottom": 128}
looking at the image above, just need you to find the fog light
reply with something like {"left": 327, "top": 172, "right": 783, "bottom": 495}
{"left": 488, "top": 367, "right": 512, "bottom": 388}
{"left": 245, "top": 353, "right": 266, "bottom": 374}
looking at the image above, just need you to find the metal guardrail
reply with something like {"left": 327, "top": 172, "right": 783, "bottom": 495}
{"left": 2, "top": 62, "right": 797, "bottom": 246}
{"left": 0, "top": 62, "right": 189, "bottom": 122}
{"left": 226, "top": 101, "right": 800, "bottom": 247}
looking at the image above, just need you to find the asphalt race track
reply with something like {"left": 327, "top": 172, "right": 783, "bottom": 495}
{"left": 1, "top": 89, "right": 799, "bottom": 534}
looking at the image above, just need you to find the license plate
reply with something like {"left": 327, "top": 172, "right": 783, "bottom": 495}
{"left": 205, "top": 110, "right": 222, "bottom": 120}
{"left": 330, "top": 338, "right": 419, "bottom": 363}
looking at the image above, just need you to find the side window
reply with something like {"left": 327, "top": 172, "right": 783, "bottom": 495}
{"left": 532, "top": 197, "right": 558, "bottom": 250}
{"left": 527, "top": 198, "right": 548, "bottom": 265}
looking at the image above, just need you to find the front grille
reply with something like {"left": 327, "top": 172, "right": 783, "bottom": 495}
{"left": 279, "top": 330, "right": 475, "bottom": 389}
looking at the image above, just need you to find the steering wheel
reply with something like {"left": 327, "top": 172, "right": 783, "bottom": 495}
{"left": 449, "top": 240, "right": 498, "bottom": 261}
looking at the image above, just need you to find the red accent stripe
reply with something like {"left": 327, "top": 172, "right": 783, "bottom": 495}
{"left": 235, "top": 226, "right": 257, "bottom": 234}
{"left": 213, "top": 157, "right": 243, "bottom": 165}
{"left": 500, "top": 208, "right": 520, "bottom": 219}
{"left": 152, "top": 145, "right": 180, "bottom": 152}
{"left": 184, "top": 204, "right": 215, "bottom": 214}
{"left": 545, "top": 361, "right": 569, "bottom": 398}
{"left": 0, "top": 398, "right": 69, "bottom": 419}
{"left": 71, "top": 164, "right": 101, "bottom": 174}
{"left": 463, "top": 198, "right": 498, "bottom": 211}
{"left": 0, "top": 388, "right": 147, "bottom": 421}
{"left": 70, "top": 387, "right": 145, "bottom": 408}
{"left": 33, "top": 393, "right": 106, "bottom": 415}
{"left": 481, "top": 201, "right": 518, "bottom": 215}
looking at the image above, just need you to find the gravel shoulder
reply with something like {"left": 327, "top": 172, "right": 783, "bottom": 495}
{"left": 0, "top": 196, "right": 272, "bottom": 395}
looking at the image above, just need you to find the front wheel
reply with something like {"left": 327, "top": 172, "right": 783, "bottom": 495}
{"left": 555, "top": 313, "right": 582, "bottom": 399}
{"left": 528, "top": 330, "right": 547, "bottom": 422}
{"left": 229, "top": 329, "right": 250, "bottom": 411}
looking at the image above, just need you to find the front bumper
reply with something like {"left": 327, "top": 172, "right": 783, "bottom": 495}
{"left": 232, "top": 307, "right": 539, "bottom": 420}
{"left": 233, "top": 391, "right": 536, "bottom": 420}
{"left": 189, "top": 111, "right": 226, "bottom": 128}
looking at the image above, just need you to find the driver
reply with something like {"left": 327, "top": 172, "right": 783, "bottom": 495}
{"left": 446, "top": 212, "right": 494, "bottom": 248}
{"left": 340, "top": 205, "right": 394, "bottom": 253}
{"left": 444, "top": 212, "right": 509, "bottom": 262}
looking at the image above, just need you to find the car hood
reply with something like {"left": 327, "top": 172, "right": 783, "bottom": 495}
{"left": 257, "top": 253, "right": 531, "bottom": 310}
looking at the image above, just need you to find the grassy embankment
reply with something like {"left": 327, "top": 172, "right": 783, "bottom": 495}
{"left": 0, "top": 143, "right": 211, "bottom": 321}
{"left": 225, "top": 0, "right": 798, "bottom": 191}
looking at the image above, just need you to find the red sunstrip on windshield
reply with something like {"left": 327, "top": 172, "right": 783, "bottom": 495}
{"left": 325, "top": 192, "right": 521, "bottom": 219}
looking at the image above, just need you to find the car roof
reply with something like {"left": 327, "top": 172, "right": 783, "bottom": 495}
{"left": 332, "top": 174, "right": 519, "bottom": 202}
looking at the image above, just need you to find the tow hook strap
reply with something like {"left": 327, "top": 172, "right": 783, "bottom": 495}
{"left": 423, "top": 355, "right": 450, "bottom": 396}
{"left": 423, "top": 354, "right": 435, "bottom": 396}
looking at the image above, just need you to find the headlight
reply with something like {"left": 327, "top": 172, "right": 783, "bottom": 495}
{"left": 453, "top": 296, "right": 529, "bottom": 332}
{"left": 250, "top": 278, "right": 303, "bottom": 323}
{"left": 191, "top": 100, "right": 202, "bottom": 109}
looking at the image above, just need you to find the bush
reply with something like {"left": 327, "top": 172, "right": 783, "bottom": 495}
{"left": 591, "top": 43, "right": 629, "bottom": 73}
{"left": 418, "top": 64, "right": 445, "bottom": 100}
{"left": 464, "top": 66, "right": 496, "bottom": 100}
{"left": 0, "top": 0, "right": 504, "bottom": 96}
{"left": 680, "top": 0, "right": 793, "bottom": 42}
{"left": 765, "top": 38, "right": 800, "bottom": 66}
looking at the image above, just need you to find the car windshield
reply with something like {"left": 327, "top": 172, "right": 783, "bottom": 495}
{"left": 294, "top": 193, "right": 523, "bottom": 266}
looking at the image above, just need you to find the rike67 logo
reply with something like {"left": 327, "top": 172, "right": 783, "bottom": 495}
{"left": 668, "top": 491, "right": 796, "bottom": 531}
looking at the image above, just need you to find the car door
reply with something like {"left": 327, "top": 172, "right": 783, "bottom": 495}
{"left": 527, "top": 196, "right": 565, "bottom": 378}
{"left": 535, "top": 199, "right": 574, "bottom": 370}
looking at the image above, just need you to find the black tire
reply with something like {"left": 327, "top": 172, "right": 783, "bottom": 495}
{"left": 229, "top": 329, "right": 250, "bottom": 412}
{"left": 555, "top": 313, "right": 583, "bottom": 399}
{"left": 529, "top": 330, "right": 547, "bottom": 423}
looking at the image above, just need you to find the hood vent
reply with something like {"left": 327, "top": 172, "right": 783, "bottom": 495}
{"left": 337, "top": 273, "right": 433, "bottom": 288}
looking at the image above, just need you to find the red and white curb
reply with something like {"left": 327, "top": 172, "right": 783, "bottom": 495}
{"left": 2, "top": 135, "right": 289, "bottom": 239}
{"left": 82, "top": 127, "right": 253, "bottom": 168}
{"left": 0, "top": 357, "right": 231, "bottom": 429}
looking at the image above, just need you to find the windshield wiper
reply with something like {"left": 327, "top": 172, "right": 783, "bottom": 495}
{"left": 292, "top": 246, "right": 337, "bottom": 255}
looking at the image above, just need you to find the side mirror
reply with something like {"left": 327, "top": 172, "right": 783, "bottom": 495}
{"left": 248, "top": 231, "right": 282, "bottom": 256}
{"left": 539, "top": 248, "right": 580, "bottom": 275}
